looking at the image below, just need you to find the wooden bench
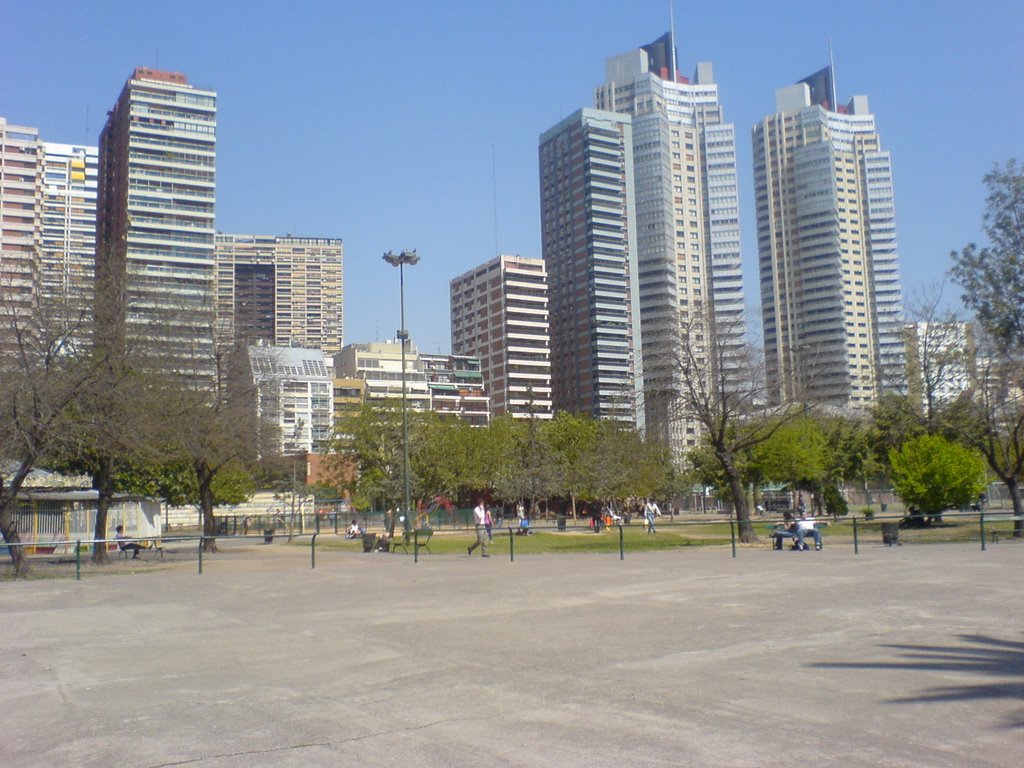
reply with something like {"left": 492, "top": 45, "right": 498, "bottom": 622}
{"left": 391, "top": 528, "right": 433, "bottom": 554}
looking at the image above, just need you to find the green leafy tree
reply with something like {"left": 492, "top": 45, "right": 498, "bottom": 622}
{"left": 543, "top": 412, "right": 600, "bottom": 517}
{"left": 950, "top": 160, "right": 1024, "bottom": 354}
{"left": 327, "top": 401, "right": 404, "bottom": 513}
{"left": 750, "top": 418, "right": 826, "bottom": 493}
{"left": 889, "top": 434, "right": 986, "bottom": 522}
{"left": 948, "top": 160, "right": 1024, "bottom": 537}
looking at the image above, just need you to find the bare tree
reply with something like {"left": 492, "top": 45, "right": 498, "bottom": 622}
{"left": 903, "top": 284, "right": 973, "bottom": 430}
{"left": 658, "top": 309, "right": 809, "bottom": 542}
{"left": 0, "top": 287, "right": 99, "bottom": 576}
{"left": 148, "top": 334, "right": 264, "bottom": 552}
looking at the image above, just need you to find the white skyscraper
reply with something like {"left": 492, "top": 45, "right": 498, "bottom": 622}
{"left": 40, "top": 142, "right": 98, "bottom": 317}
{"left": 753, "top": 67, "right": 904, "bottom": 409}
{"left": 595, "top": 32, "right": 744, "bottom": 454}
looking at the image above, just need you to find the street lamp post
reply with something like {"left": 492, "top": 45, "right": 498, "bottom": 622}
{"left": 383, "top": 249, "right": 419, "bottom": 536}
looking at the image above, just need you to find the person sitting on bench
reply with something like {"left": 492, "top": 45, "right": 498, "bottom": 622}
{"left": 114, "top": 525, "right": 143, "bottom": 559}
{"left": 771, "top": 512, "right": 799, "bottom": 550}
{"left": 795, "top": 511, "right": 823, "bottom": 551}
{"left": 345, "top": 519, "right": 362, "bottom": 539}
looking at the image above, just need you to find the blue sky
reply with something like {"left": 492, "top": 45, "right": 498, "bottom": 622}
{"left": 3, "top": 1, "right": 1021, "bottom": 353}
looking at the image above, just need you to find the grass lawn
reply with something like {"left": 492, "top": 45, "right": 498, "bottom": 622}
{"left": 311, "top": 523, "right": 734, "bottom": 556}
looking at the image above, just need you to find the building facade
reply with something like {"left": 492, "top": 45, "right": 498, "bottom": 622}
{"left": 753, "top": 68, "right": 904, "bottom": 409}
{"left": 0, "top": 118, "right": 41, "bottom": 314}
{"left": 215, "top": 234, "right": 344, "bottom": 356}
{"left": 539, "top": 108, "right": 643, "bottom": 425}
{"left": 40, "top": 141, "right": 98, "bottom": 318}
{"left": 904, "top": 321, "right": 974, "bottom": 416}
{"left": 595, "top": 32, "right": 744, "bottom": 455}
{"left": 450, "top": 254, "right": 552, "bottom": 419}
{"left": 333, "top": 340, "right": 431, "bottom": 410}
{"left": 248, "top": 345, "right": 334, "bottom": 455}
{"left": 421, "top": 353, "right": 491, "bottom": 426}
{"left": 96, "top": 68, "right": 217, "bottom": 378}
{"left": 1, "top": 119, "right": 98, "bottom": 334}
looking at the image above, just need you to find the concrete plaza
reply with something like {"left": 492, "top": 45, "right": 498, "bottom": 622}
{"left": 2, "top": 540, "right": 1022, "bottom": 767}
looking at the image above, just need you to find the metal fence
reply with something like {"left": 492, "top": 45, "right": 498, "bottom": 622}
{"left": 3, "top": 510, "right": 1020, "bottom": 581}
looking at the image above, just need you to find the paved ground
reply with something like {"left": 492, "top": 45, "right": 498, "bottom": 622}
{"left": 2, "top": 540, "right": 1022, "bottom": 767}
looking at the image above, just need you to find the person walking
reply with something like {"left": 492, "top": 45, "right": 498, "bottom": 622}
{"left": 468, "top": 500, "right": 490, "bottom": 557}
{"left": 484, "top": 506, "right": 494, "bottom": 542}
{"left": 644, "top": 498, "right": 661, "bottom": 534}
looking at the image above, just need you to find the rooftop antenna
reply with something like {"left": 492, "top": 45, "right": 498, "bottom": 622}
{"left": 491, "top": 142, "right": 500, "bottom": 257}
{"left": 828, "top": 36, "right": 838, "bottom": 110}
{"left": 669, "top": 1, "right": 679, "bottom": 81}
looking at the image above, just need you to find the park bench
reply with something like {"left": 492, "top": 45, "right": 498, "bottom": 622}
{"left": 119, "top": 539, "right": 163, "bottom": 559}
{"left": 390, "top": 528, "right": 433, "bottom": 554}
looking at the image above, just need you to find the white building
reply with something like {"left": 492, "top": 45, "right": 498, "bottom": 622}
{"left": 595, "top": 32, "right": 744, "bottom": 454}
{"left": 249, "top": 346, "right": 334, "bottom": 455}
{"left": 753, "top": 67, "right": 904, "bottom": 409}
{"left": 40, "top": 141, "right": 98, "bottom": 317}
{"left": 333, "top": 340, "right": 430, "bottom": 410}
{"left": 450, "top": 254, "right": 552, "bottom": 419}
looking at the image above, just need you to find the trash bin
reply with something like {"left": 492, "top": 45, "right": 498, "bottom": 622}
{"left": 881, "top": 522, "right": 900, "bottom": 546}
{"left": 263, "top": 528, "right": 275, "bottom": 544}
{"left": 557, "top": 516, "right": 567, "bottom": 532}
{"left": 362, "top": 533, "right": 378, "bottom": 553}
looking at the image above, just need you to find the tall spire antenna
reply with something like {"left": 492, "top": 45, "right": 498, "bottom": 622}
{"left": 669, "top": 1, "right": 679, "bottom": 81}
{"left": 828, "top": 36, "right": 838, "bottom": 110}
{"left": 491, "top": 142, "right": 500, "bottom": 257}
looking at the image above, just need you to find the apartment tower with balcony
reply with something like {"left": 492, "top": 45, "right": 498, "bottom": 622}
{"left": 539, "top": 109, "right": 642, "bottom": 424}
{"left": 595, "top": 32, "right": 744, "bottom": 454}
{"left": 95, "top": 67, "right": 217, "bottom": 378}
{"left": 450, "top": 254, "right": 552, "bottom": 419}
{"left": 753, "top": 67, "right": 904, "bottom": 409}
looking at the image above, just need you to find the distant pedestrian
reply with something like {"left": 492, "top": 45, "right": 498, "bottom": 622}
{"left": 485, "top": 507, "right": 494, "bottom": 542}
{"left": 644, "top": 498, "right": 661, "bottom": 534}
{"left": 468, "top": 500, "right": 489, "bottom": 557}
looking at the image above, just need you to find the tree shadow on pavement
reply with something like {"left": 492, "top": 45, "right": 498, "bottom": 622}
{"left": 813, "top": 634, "right": 1024, "bottom": 729}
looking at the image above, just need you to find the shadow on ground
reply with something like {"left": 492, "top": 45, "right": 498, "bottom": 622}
{"left": 813, "top": 634, "right": 1024, "bottom": 728}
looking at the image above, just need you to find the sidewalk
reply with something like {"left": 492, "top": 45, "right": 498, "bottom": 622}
{"left": 2, "top": 542, "right": 1021, "bottom": 767}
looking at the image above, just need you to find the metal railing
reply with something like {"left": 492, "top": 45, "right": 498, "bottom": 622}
{"left": 2, "top": 510, "right": 1019, "bottom": 580}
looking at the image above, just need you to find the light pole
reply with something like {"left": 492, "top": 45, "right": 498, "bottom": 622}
{"left": 383, "top": 249, "right": 419, "bottom": 536}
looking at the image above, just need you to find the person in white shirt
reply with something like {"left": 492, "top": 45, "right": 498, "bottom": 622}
{"left": 795, "top": 511, "right": 822, "bottom": 550}
{"left": 468, "top": 501, "right": 490, "bottom": 557}
{"left": 644, "top": 499, "right": 661, "bottom": 534}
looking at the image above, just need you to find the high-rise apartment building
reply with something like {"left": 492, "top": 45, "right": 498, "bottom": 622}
{"left": 0, "top": 119, "right": 97, "bottom": 327}
{"left": 539, "top": 109, "right": 642, "bottom": 424}
{"left": 215, "top": 234, "right": 344, "bottom": 355}
{"left": 753, "top": 67, "right": 904, "bottom": 409}
{"left": 96, "top": 67, "right": 217, "bottom": 377}
{"left": 450, "top": 254, "right": 552, "bottom": 419}
{"left": 0, "top": 119, "right": 41, "bottom": 312}
{"left": 595, "top": 33, "right": 743, "bottom": 454}
{"left": 40, "top": 142, "right": 98, "bottom": 317}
